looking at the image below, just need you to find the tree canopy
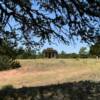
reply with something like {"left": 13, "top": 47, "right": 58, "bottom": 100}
{"left": 79, "top": 47, "right": 88, "bottom": 55}
{"left": 0, "top": 0, "right": 100, "bottom": 47}
{"left": 89, "top": 42, "right": 100, "bottom": 57}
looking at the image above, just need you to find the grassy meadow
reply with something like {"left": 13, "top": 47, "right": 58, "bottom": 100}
{"left": 0, "top": 59, "right": 100, "bottom": 88}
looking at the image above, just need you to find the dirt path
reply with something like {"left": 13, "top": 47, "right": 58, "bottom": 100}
{"left": 0, "top": 66, "right": 94, "bottom": 88}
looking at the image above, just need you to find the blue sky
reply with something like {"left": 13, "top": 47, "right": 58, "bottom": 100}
{"left": 6, "top": 14, "right": 90, "bottom": 54}
{"left": 5, "top": 1, "right": 91, "bottom": 54}
{"left": 32, "top": 2, "right": 90, "bottom": 54}
{"left": 40, "top": 40, "right": 89, "bottom": 54}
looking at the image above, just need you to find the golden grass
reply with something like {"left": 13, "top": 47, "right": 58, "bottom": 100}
{"left": 0, "top": 59, "right": 100, "bottom": 88}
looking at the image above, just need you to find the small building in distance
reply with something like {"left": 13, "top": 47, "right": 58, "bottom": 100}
{"left": 42, "top": 48, "right": 58, "bottom": 58}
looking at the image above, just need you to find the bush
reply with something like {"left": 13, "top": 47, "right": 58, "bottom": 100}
{"left": 79, "top": 54, "right": 88, "bottom": 58}
{"left": 2, "top": 85, "right": 13, "bottom": 90}
{"left": 0, "top": 55, "right": 21, "bottom": 71}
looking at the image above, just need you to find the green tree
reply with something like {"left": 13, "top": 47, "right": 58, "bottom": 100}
{"left": 37, "top": 52, "right": 43, "bottom": 58}
{"left": 59, "top": 51, "right": 66, "bottom": 58}
{"left": 69, "top": 53, "right": 79, "bottom": 58}
{"left": 0, "top": 0, "right": 100, "bottom": 69}
{"left": 79, "top": 47, "right": 88, "bottom": 55}
{"left": 16, "top": 48, "right": 36, "bottom": 59}
{"left": 0, "top": 38, "right": 20, "bottom": 70}
{"left": 89, "top": 43, "right": 100, "bottom": 57}
{"left": 79, "top": 47, "right": 88, "bottom": 58}
{"left": 0, "top": 0, "right": 100, "bottom": 46}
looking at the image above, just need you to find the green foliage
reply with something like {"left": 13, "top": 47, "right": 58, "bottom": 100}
{"left": 16, "top": 48, "right": 37, "bottom": 59}
{"left": 0, "top": 39, "right": 21, "bottom": 71}
{"left": 59, "top": 51, "right": 66, "bottom": 58}
{"left": 0, "top": 55, "right": 21, "bottom": 71}
{"left": 59, "top": 52, "right": 79, "bottom": 59}
{"left": 36, "top": 52, "right": 43, "bottom": 58}
{"left": 2, "top": 85, "right": 13, "bottom": 90}
{"left": 79, "top": 47, "right": 88, "bottom": 58}
{"left": 0, "top": 38, "right": 17, "bottom": 60}
{"left": 69, "top": 53, "right": 79, "bottom": 58}
{"left": 0, "top": 0, "right": 99, "bottom": 47}
{"left": 89, "top": 42, "right": 100, "bottom": 57}
{"left": 79, "top": 47, "right": 88, "bottom": 55}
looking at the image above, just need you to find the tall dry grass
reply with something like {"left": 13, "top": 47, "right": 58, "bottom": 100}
{"left": 0, "top": 59, "right": 100, "bottom": 88}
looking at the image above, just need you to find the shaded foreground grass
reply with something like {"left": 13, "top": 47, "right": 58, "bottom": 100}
{"left": 0, "top": 59, "right": 100, "bottom": 88}
{"left": 0, "top": 81, "right": 100, "bottom": 100}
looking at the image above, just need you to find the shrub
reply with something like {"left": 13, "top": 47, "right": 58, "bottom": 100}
{"left": 2, "top": 85, "right": 13, "bottom": 90}
{"left": 0, "top": 55, "right": 21, "bottom": 71}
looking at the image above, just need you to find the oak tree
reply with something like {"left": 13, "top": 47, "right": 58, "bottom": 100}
{"left": 0, "top": 0, "right": 100, "bottom": 47}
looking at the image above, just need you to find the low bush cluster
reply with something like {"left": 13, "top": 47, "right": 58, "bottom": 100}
{"left": 0, "top": 55, "right": 21, "bottom": 71}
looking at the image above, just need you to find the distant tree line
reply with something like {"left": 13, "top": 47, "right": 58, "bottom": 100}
{"left": 14, "top": 43, "right": 100, "bottom": 59}
{"left": 0, "top": 0, "right": 100, "bottom": 71}
{"left": 16, "top": 48, "right": 37, "bottom": 59}
{"left": 0, "top": 41, "right": 99, "bottom": 71}
{"left": 57, "top": 47, "right": 89, "bottom": 59}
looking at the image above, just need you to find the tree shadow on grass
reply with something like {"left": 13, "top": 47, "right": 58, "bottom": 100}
{"left": 0, "top": 81, "right": 100, "bottom": 100}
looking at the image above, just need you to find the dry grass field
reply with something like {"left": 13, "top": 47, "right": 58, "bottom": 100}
{"left": 0, "top": 59, "right": 100, "bottom": 89}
